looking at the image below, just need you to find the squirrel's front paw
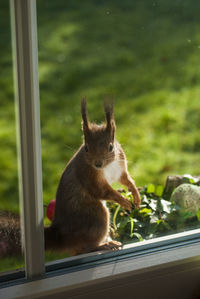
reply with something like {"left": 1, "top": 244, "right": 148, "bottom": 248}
{"left": 132, "top": 193, "right": 141, "bottom": 209}
{"left": 120, "top": 197, "right": 132, "bottom": 211}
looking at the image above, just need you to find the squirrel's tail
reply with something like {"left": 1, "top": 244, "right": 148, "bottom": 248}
{"left": 0, "top": 211, "right": 21, "bottom": 256}
{"left": 0, "top": 211, "right": 64, "bottom": 256}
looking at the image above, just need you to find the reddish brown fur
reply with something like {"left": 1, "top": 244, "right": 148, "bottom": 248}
{"left": 0, "top": 99, "right": 141, "bottom": 256}
{"left": 0, "top": 211, "right": 21, "bottom": 256}
{"left": 45, "top": 99, "right": 141, "bottom": 255}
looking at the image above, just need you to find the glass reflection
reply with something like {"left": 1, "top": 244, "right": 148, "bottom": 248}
{"left": 38, "top": 0, "right": 200, "bottom": 260}
{"left": 0, "top": 0, "right": 24, "bottom": 272}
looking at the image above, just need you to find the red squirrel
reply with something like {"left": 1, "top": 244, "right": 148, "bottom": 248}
{"left": 45, "top": 99, "right": 141, "bottom": 254}
{"left": 0, "top": 99, "right": 140, "bottom": 256}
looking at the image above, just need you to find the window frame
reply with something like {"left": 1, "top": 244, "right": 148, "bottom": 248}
{"left": 1, "top": 0, "right": 199, "bottom": 294}
{"left": 0, "top": 231, "right": 200, "bottom": 297}
{"left": 10, "top": 0, "right": 45, "bottom": 279}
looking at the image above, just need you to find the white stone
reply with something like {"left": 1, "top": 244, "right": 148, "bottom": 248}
{"left": 171, "top": 183, "right": 200, "bottom": 213}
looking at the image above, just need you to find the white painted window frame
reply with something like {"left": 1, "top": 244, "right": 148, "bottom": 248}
{"left": 1, "top": 0, "right": 199, "bottom": 296}
{"left": 1, "top": 230, "right": 200, "bottom": 298}
{"left": 10, "top": 0, "right": 45, "bottom": 279}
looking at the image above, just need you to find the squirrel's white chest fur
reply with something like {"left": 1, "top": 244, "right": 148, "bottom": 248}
{"left": 103, "top": 160, "right": 123, "bottom": 185}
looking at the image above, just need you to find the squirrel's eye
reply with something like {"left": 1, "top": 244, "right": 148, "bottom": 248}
{"left": 85, "top": 144, "right": 89, "bottom": 152}
{"left": 109, "top": 143, "right": 113, "bottom": 152}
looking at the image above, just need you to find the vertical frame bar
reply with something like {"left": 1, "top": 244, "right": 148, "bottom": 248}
{"left": 10, "top": 0, "right": 45, "bottom": 278}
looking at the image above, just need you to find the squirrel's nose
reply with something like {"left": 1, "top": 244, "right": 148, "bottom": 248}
{"left": 95, "top": 161, "right": 103, "bottom": 168}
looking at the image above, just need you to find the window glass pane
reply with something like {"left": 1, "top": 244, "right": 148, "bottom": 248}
{"left": 37, "top": 0, "right": 200, "bottom": 263}
{"left": 0, "top": 1, "right": 24, "bottom": 273}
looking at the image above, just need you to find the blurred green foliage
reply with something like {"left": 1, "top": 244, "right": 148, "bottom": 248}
{"left": 1, "top": 0, "right": 200, "bottom": 212}
{"left": 110, "top": 178, "right": 200, "bottom": 245}
{"left": 0, "top": 0, "right": 200, "bottom": 271}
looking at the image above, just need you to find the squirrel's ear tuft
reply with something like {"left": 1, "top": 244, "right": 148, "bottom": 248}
{"left": 104, "top": 101, "right": 115, "bottom": 128}
{"left": 104, "top": 101, "right": 116, "bottom": 140}
{"left": 81, "top": 97, "right": 90, "bottom": 132}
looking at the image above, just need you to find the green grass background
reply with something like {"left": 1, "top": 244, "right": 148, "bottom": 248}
{"left": 0, "top": 0, "right": 200, "bottom": 271}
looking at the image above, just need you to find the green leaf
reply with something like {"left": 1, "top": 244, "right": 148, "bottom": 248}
{"left": 118, "top": 217, "right": 129, "bottom": 230}
{"left": 147, "top": 184, "right": 155, "bottom": 194}
{"left": 156, "top": 220, "right": 171, "bottom": 231}
{"left": 129, "top": 217, "right": 134, "bottom": 237}
{"left": 179, "top": 210, "right": 193, "bottom": 219}
{"left": 196, "top": 210, "right": 200, "bottom": 222}
{"left": 189, "top": 178, "right": 195, "bottom": 184}
{"left": 149, "top": 199, "right": 157, "bottom": 211}
{"left": 139, "top": 208, "right": 152, "bottom": 216}
{"left": 155, "top": 185, "right": 164, "bottom": 197}
{"left": 183, "top": 174, "right": 198, "bottom": 184}
{"left": 183, "top": 174, "right": 194, "bottom": 179}
{"left": 131, "top": 232, "right": 143, "bottom": 241}
{"left": 126, "top": 192, "right": 133, "bottom": 202}
{"left": 156, "top": 219, "right": 164, "bottom": 225}
{"left": 160, "top": 199, "right": 171, "bottom": 213}
{"left": 142, "top": 194, "right": 149, "bottom": 204}
{"left": 150, "top": 215, "right": 159, "bottom": 223}
{"left": 126, "top": 191, "right": 132, "bottom": 197}
{"left": 113, "top": 204, "right": 120, "bottom": 231}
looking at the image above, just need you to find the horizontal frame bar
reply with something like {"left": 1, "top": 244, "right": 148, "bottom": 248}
{"left": 1, "top": 228, "right": 200, "bottom": 287}
{"left": 1, "top": 231, "right": 200, "bottom": 297}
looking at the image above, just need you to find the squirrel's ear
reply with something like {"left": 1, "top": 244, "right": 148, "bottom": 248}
{"left": 104, "top": 101, "right": 116, "bottom": 138}
{"left": 104, "top": 101, "right": 115, "bottom": 127}
{"left": 81, "top": 97, "right": 90, "bottom": 132}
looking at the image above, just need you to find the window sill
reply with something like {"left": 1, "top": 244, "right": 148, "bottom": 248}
{"left": 1, "top": 229, "right": 200, "bottom": 298}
